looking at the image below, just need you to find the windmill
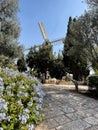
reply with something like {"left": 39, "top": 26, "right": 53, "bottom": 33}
{"left": 25, "top": 22, "right": 64, "bottom": 51}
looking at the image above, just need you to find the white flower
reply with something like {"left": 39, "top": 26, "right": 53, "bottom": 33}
{"left": 17, "top": 100, "right": 23, "bottom": 107}
{"left": 0, "top": 77, "right": 3, "bottom": 82}
{"left": 28, "top": 124, "right": 35, "bottom": 130}
{"left": 17, "top": 91, "right": 28, "bottom": 97}
{"left": 11, "top": 83, "right": 16, "bottom": 86}
{"left": 19, "top": 113, "right": 29, "bottom": 124}
{"left": 0, "top": 113, "right": 6, "bottom": 121}
{"left": 27, "top": 102, "right": 33, "bottom": 107}
{"left": 7, "top": 91, "right": 13, "bottom": 97}
{"left": 20, "top": 85, "right": 25, "bottom": 90}
{"left": 34, "top": 110, "right": 39, "bottom": 115}
{"left": 33, "top": 97, "right": 39, "bottom": 102}
{"left": 0, "top": 127, "right": 3, "bottom": 130}
{"left": 0, "top": 77, "right": 4, "bottom": 93}
{"left": 39, "top": 98, "right": 43, "bottom": 103}
{"left": 36, "top": 104, "right": 42, "bottom": 110}
{"left": 6, "top": 116, "right": 11, "bottom": 121}
{"left": 6, "top": 85, "right": 12, "bottom": 90}
{"left": 0, "top": 85, "right": 4, "bottom": 92}
{"left": 0, "top": 99, "right": 8, "bottom": 111}
{"left": 31, "top": 92, "right": 35, "bottom": 95}
{"left": 23, "top": 108, "right": 30, "bottom": 113}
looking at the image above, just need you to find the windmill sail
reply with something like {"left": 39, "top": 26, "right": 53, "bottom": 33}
{"left": 38, "top": 22, "right": 48, "bottom": 41}
{"left": 25, "top": 22, "right": 64, "bottom": 51}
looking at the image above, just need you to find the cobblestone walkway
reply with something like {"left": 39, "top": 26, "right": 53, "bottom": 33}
{"left": 36, "top": 85, "right": 98, "bottom": 130}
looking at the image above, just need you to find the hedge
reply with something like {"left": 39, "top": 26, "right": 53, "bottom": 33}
{"left": 88, "top": 75, "right": 98, "bottom": 93}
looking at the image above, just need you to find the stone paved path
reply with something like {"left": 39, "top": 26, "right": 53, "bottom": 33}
{"left": 36, "top": 85, "right": 98, "bottom": 130}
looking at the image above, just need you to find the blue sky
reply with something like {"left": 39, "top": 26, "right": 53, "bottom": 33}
{"left": 18, "top": 0, "right": 88, "bottom": 54}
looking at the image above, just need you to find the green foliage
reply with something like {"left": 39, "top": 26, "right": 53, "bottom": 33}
{"left": 78, "top": 13, "right": 98, "bottom": 70}
{"left": 0, "top": 68, "right": 44, "bottom": 130}
{"left": 0, "top": 55, "right": 18, "bottom": 69}
{"left": 84, "top": 0, "right": 98, "bottom": 69}
{"left": 95, "top": 69, "right": 98, "bottom": 75}
{"left": 26, "top": 46, "right": 38, "bottom": 69}
{"left": 17, "top": 57, "right": 27, "bottom": 72}
{"left": 0, "top": 0, "right": 24, "bottom": 58}
{"left": 88, "top": 75, "right": 98, "bottom": 94}
{"left": 49, "top": 53, "right": 66, "bottom": 79}
{"left": 0, "top": 55, "right": 9, "bottom": 67}
{"left": 27, "top": 42, "right": 54, "bottom": 79}
{"left": 63, "top": 0, "right": 98, "bottom": 78}
{"left": 37, "top": 42, "right": 54, "bottom": 74}
{"left": 63, "top": 17, "right": 89, "bottom": 80}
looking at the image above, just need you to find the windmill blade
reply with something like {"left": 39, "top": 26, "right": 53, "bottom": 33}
{"left": 24, "top": 22, "right": 65, "bottom": 51}
{"left": 24, "top": 44, "right": 41, "bottom": 51}
{"left": 50, "top": 37, "right": 64, "bottom": 44}
{"left": 38, "top": 22, "right": 48, "bottom": 41}
{"left": 25, "top": 37, "right": 65, "bottom": 51}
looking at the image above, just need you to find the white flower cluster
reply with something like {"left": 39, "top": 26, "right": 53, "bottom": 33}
{"left": 0, "top": 67, "right": 45, "bottom": 130}
{"left": 0, "top": 77, "right": 4, "bottom": 96}
{"left": 19, "top": 113, "right": 29, "bottom": 124}
{"left": 0, "top": 98, "right": 8, "bottom": 112}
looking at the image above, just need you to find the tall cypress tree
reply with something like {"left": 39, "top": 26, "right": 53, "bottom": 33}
{"left": 63, "top": 17, "right": 89, "bottom": 80}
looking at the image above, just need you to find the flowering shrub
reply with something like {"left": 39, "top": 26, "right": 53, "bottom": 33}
{"left": 0, "top": 67, "right": 45, "bottom": 130}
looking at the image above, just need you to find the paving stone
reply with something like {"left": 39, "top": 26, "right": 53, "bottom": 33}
{"left": 85, "top": 125, "right": 98, "bottom": 130}
{"left": 76, "top": 106, "right": 88, "bottom": 111}
{"left": 35, "top": 122, "right": 49, "bottom": 130}
{"left": 94, "top": 114, "right": 98, "bottom": 118}
{"left": 54, "top": 114, "right": 71, "bottom": 125}
{"left": 48, "top": 106, "right": 61, "bottom": 111}
{"left": 53, "top": 102, "right": 63, "bottom": 106}
{"left": 46, "top": 118, "right": 59, "bottom": 129}
{"left": 76, "top": 110, "right": 93, "bottom": 118}
{"left": 61, "top": 106, "right": 75, "bottom": 113}
{"left": 45, "top": 110, "right": 65, "bottom": 119}
{"left": 66, "top": 112, "right": 83, "bottom": 120}
{"left": 56, "top": 126, "right": 64, "bottom": 130}
{"left": 54, "top": 109, "right": 65, "bottom": 116}
{"left": 84, "top": 117, "right": 98, "bottom": 125}
{"left": 56, "top": 119, "right": 91, "bottom": 130}
{"left": 94, "top": 107, "right": 98, "bottom": 112}
{"left": 45, "top": 112, "right": 56, "bottom": 119}
{"left": 85, "top": 109, "right": 96, "bottom": 115}
{"left": 84, "top": 102, "right": 98, "bottom": 109}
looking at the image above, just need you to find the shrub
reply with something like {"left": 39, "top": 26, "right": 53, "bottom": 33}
{"left": 0, "top": 55, "right": 9, "bottom": 67}
{"left": 87, "top": 75, "right": 98, "bottom": 94}
{"left": 95, "top": 69, "right": 98, "bottom": 75}
{"left": 0, "top": 67, "right": 45, "bottom": 130}
{"left": 17, "top": 57, "right": 27, "bottom": 72}
{"left": 0, "top": 55, "right": 17, "bottom": 70}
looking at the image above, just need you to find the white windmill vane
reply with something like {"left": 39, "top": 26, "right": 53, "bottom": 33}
{"left": 25, "top": 22, "right": 64, "bottom": 51}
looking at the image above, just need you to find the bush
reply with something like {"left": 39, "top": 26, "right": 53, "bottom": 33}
{"left": 17, "top": 57, "right": 27, "bottom": 72}
{"left": 95, "top": 69, "right": 98, "bottom": 75}
{"left": 0, "top": 67, "right": 45, "bottom": 130}
{"left": 0, "top": 55, "right": 9, "bottom": 67}
{"left": 87, "top": 75, "right": 98, "bottom": 93}
{"left": 0, "top": 55, "right": 17, "bottom": 70}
